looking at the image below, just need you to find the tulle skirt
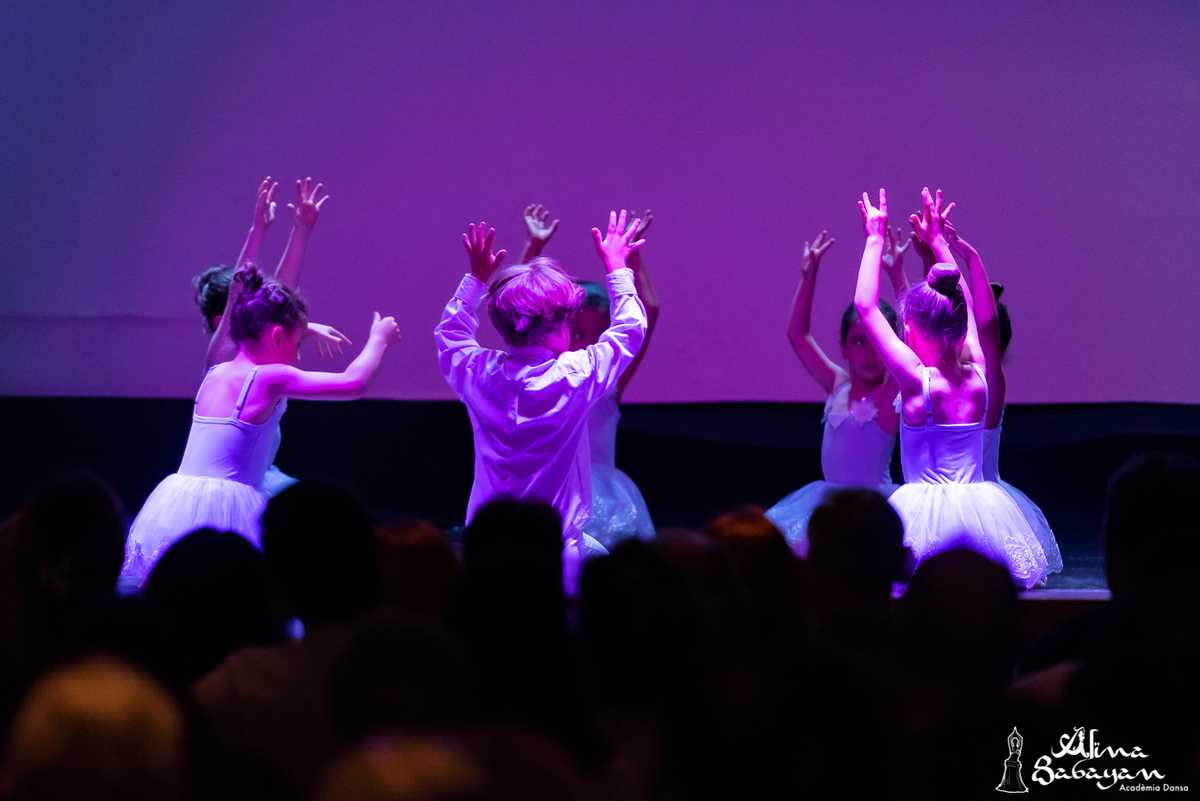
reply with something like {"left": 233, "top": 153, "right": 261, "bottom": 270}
{"left": 121, "top": 474, "right": 266, "bottom": 589}
{"left": 582, "top": 465, "right": 656, "bottom": 551}
{"left": 562, "top": 530, "right": 609, "bottom": 597}
{"left": 259, "top": 464, "right": 300, "bottom": 497}
{"left": 766, "top": 480, "right": 901, "bottom": 556}
{"left": 889, "top": 480, "right": 1049, "bottom": 590}
{"left": 997, "top": 479, "right": 1063, "bottom": 576}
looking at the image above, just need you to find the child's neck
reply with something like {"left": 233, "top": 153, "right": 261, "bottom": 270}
{"left": 234, "top": 344, "right": 270, "bottom": 365}
{"left": 848, "top": 375, "right": 884, "bottom": 397}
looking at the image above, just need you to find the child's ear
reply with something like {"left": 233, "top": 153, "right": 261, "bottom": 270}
{"left": 211, "top": 313, "right": 223, "bottom": 331}
{"left": 271, "top": 325, "right": 285, "bottom": 347}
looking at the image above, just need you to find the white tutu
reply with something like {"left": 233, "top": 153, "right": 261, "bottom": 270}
{"left": 997, "top": 480, "right": 1062, "bottom": 576}
{"left": 259, "top": 464, "right": 299, "bottom": 497}
{"left": 562, "top": 531, "right": 609, "bottom": 597}
{"left": 766, "top": 480, "right": 901, "bottom": 556}
{"left": 121, "top": 474, "right": 266, "bottom": 589}
{"left": 889, "top": 481, "right": 1049, "bottom": 590}
{"left": 582, "top": 465, "right": 655, "bottom": 551}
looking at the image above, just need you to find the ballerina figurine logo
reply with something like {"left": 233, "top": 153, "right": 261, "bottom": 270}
{"left": 996, "top": 727, "right": 1030, "bottom": 793}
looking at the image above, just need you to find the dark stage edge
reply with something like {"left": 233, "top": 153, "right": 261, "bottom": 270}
{"left": 6, "top": 398, "right": 1198, "bottom": 592}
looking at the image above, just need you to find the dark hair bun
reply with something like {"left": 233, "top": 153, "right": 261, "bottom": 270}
{"left": 233, "top": 264, "right": 265, "bottom": 293}
{"left": 990, "top": 281, "right": 1005, "bottom": 300}
{"left": 928, "top": 263, "right": 961, "bottom": 297}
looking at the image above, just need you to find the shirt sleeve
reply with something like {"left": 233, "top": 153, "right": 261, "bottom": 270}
{"left": 578, "top": 268, "right": 647, "bottom": 401}
{"left": 434, "top": 273, "right": 488, "bottom": 396}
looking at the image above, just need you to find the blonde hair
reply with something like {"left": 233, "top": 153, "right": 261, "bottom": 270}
{"left": 486, "top": 257, "right": 584, "bottom": 347}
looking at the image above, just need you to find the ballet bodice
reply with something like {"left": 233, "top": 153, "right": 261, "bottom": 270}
{"left": 820, "top": 382, "right": 896, "bottom": 486}
{"left": 899, "top": 365, "right": 987, "bottom": 485}
{"left": 178, "top": 366, "right": 288, "bottom": 487}
{"left": 982, "top": 423, "right": 1003, "bottom": 482}
{"left": 587, "top": 392, "right": 620, "bottom": 469}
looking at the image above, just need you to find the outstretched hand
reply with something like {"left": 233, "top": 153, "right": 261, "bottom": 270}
{"left": 908, "top": 186, "right": 955, "bottom": 244}
{"left": 802, "top": 229, "right": 835, "bottom": 277}
{"left": 462, "top": 221, "right": 508, "bottom": 282}
{"left": 252, "top": 177, "right": 279, "bottom": 229}
{"left": 307, "top": 322, "right": 352, "bottom": 359}
{"left": 591, "top": 209, "right": 644, "bottom": 273}
{"left": 628, "top": 208, "right": 654, "bottom": 241}
{"left": 881, "top": 225, "right": 910, "bottom": 277}
{"left": 369, "top": 311, "right": 402, "bottom": 346}
{"left": 858, "top": 189, "right": 888, "bottom": 238}
{"left": 523, "top": 203, "right": 560, "bottom": 244}
{"left": 288, "top": 176, "right": 330, "bottom": 230}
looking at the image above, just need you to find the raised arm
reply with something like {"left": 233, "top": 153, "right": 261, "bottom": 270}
{"left": 207, "top": 179, "right": 277, "bottom": 369}
{"left": 881, "top": 226, "right": 912, "bottom": 296}
{"left": 855, "top": 189, "right": 924, "bottom": 396}
{"left": 274, "top": 177, "right": 330, "bottom": 289}
{"left": 910, "top": 187, "right": 983, "bottom": 364}
{"left": 945, "top": 220, "right": 1006, "bottom": 425}
{"left": 785, "top": 228, "right": 844, "bottom": 395}
{"left": 520, "top": 203, "right": 560, "bottom": 263}
{"left": 434, "top": 221, "right": 507, "bottom": 395}
{"left": 617, "top": 209, "right": 659, "bottom": 400}
{"left": 264, "top": 312, "right": 400, "bottom": 400}
{"left": 578, "top": 210, "right": 648, "bottom": 400}
{"left": 234, "top": 177, "right": 277, "bottom": 269}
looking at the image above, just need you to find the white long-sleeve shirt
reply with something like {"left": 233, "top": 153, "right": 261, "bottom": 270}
{"left": 434, "top": 268, "right": 647, "bottom": 542}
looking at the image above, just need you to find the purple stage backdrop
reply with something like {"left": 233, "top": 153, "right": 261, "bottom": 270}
{"left": 3, "top": 1, "right": 1197, "bottom": 403}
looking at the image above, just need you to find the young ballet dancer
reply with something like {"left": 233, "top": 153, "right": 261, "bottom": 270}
{"left": 520, "top": 203, "right": 657, "bottom": 549}
{"left": 434, "top": 211, "right": 648, "bottom": 591}
{"left": 122, "top": 266, "right": 400, "bottom": 587}
{"left": 943, "top": 222, "right": 1063, "bottom": 577}
{"left": 854, "top": 187, "right": 1048, "bottom": 589}
{"left": 192, "top": 177, "right": 349, "bottom": 496}
{"left": 764, "top": 226, "right": 910, "bottom": 553}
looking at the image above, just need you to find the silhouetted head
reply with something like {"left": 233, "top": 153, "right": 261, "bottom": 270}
{"left": 374, "top": 519, "right": 462, "bottom": 620}
{"left": 261, "top": 481, "right": 378, "bottom": 627}
{"left": 328, "top": 609, "right": 473, "bottom": 748}
{"left": 5, "top": 657, "right": 188, "bottom": 801}
{"left": 896, "top": 547, "right": 1020, "bottom": 684}
{"left": 316, "top": 736, "right": 488, "bottom": 801}
{"left": 15, "top": 471, "right": 127, "bottom": 611}
{"left": 706, "top": 506, "right": 805, "bottom": 647}
{"left": 807, "top": 489, "right": 911, "bottom": 599}
{"left": 461, "top": 497, "right": 563, "bottom": 587}
{"left": 143, "top": 528, "right": 282, "bottom": 683}
{"left": 1102, "top": 452, "right": 1200, "bottom": 603}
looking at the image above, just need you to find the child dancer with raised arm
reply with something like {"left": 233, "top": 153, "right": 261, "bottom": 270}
{"left": 764, "top": 227, "right": 910, "bottom": 553}
{"left": 435, "top": 211, "right": 647, "bottom": 591}
{"left": 854, "top": 187, "right": 1047, "bottom": 589}
{"left": 123, "top": 266, "right": 399, "bottom": 587}
{"left": 192, "top": 177, "right": 349, "bottom": 496}
{"left": 943, "top": 222, "right": 1063, "bottom": 578}
{"left": 520, "top": 203, "right": 657, "bottom": 549}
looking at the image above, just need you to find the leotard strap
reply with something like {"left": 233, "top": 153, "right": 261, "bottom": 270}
{"left": 233, "top": 366, "right": 259, "bottom": 421}
{"left": 921, "top": 367, "right": 933, "bottom": 424}
{"left": 970, "top": 362, "right": 988, "bottom": 422}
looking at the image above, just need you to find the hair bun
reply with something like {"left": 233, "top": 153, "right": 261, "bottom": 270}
{"left": 928, "top": 263, "right": 961, "bottom": 297}
{"left": 234, "top": 264, "right": 265, "bottom": 292}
